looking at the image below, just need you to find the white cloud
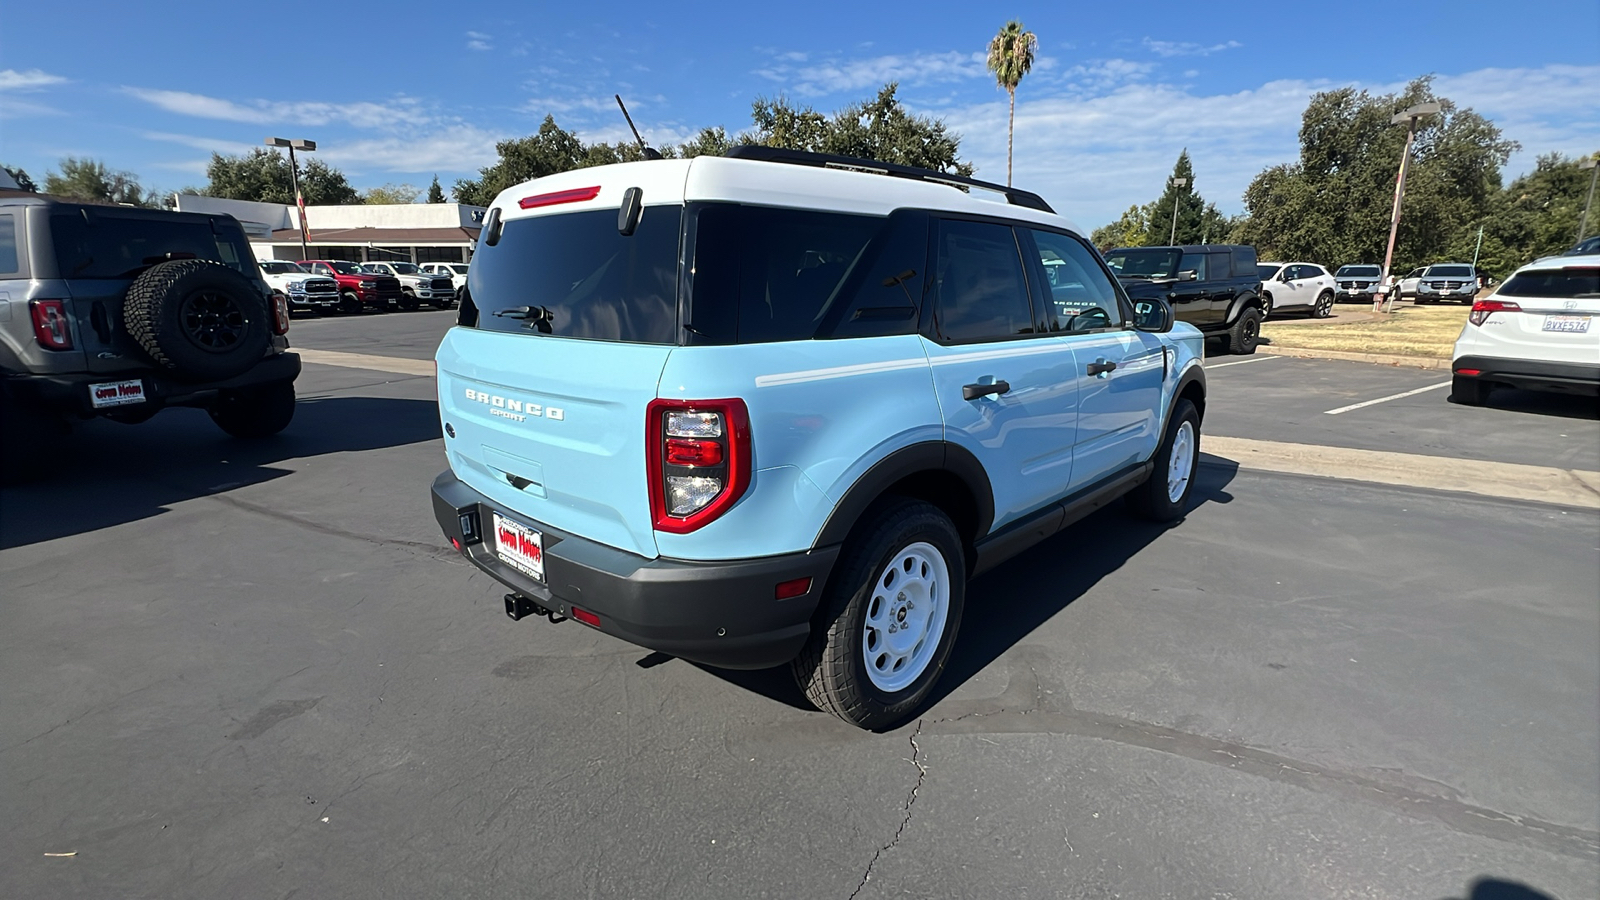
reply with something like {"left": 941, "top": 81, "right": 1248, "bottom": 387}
{"left": 316, "top": 126, "right": 508, "bottom": 176}
{"left": 1141, "top": 38, "right": 1244, "bottom": 58}
{"left": 141, "top": 131, "right": 259, "bottom": 155}
{"left": 123, "top": 87, "right": 434, "bottom": 129}
{"left": 755, "top": 50, "right": 990, "bottom": 97}
{"left": 0, "top": 68, "right": 67, "bottom": 91}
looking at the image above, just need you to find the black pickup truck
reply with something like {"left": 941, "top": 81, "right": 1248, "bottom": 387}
{"left": 1104, "top": 244, "right": 1264, "bottom": 354}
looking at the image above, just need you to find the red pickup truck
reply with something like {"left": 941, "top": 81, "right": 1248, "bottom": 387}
{"left": 299, "top": 260, "right": 403, "bottom": 314}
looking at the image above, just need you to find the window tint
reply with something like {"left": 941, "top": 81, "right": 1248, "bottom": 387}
{"left": 1178, "top": 252, "right": 1208, "bottom": 280}
{"left": 1427, "top": 265, "right": 1473, "bottom": 277}
{"left": 1337, "top": 266, "right": 1381, "bottom": 278}
{"left": 1230, "top": 246, "right": 1256, "bottom": 274}
{"left": 0, "top": 214, "right": 17, "bottom": 274}
{"left": 1207, "top": 252, "right": 1232, "bottom": 279}
{"left": 50, "top": 213, "right": 253, "bottom": 278}
{"left": 1257, "top": 264, "right": 1282, "bottom": 280}
{"left": 468, "top": 206, "right": 682, "bottom": 343}
{"left": 1499, "top": 267, "right": 1600, "bottom": 298}
{"left": 691, "top": 204, "right": 884, "bottom": 344}
{"left": 1028, "top": 229, "right": 1121, "bottom": 333}
{"left": 932, "top": 220, "right": 1034, "bottom": 342}
{"left": 1104, "top": 247, "right": 1178, "bottom": 278}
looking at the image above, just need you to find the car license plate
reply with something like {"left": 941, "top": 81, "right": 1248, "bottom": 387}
{"left": 89, "top": 379, "right": 146, "bottom": 408}
{"left": 492, "top": 513, "right": 545, "bottom": 582}
{"left": 1542, "top": 315, "right": 1591, "bottom": 333}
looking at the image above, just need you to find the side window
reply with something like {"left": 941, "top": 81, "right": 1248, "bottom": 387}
{"left": 1206, "top": 252, "right": 1232, "bottom": 279}
{"left": 1178, "top": 252, "right": 1207, "bottom": 281}
{"left": 931, "top": 220, "right": 1034, "bottom": 342}
{"left": 1284, "top": 265, "right": 1305, "bottom": 281}
{"left": 0, "top": 214, "right": 17, "bottom": 275}
{"left": 1026, "top": 229, "right": 1121, "bottom": 333}
{"left": 1231, "top": 246, "right": 1256, "bottom": 276}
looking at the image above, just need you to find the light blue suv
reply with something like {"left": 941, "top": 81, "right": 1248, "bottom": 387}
{"left": 430, "top": 147, "right": 1207, "bottom": 729}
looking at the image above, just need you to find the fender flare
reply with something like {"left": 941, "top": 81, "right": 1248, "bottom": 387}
{"left": 1225, "top": 291, "right": 1261, "bottom": 324}
{"left": 1165, "top": 362, "right": 1207, "bottom": 430}
{"left": 812, "top": 441, "right": 994, "bottom": 548}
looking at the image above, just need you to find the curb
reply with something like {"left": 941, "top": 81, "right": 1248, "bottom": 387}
{"left": 1255, "top": 344, "right": 1451, "bottom": 370}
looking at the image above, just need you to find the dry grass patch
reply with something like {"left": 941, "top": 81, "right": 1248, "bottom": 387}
{"left": 1262, "top": 304, "right": 1470, "bottom": 359}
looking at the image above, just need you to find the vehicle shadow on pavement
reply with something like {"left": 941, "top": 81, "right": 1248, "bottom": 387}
{"left": 703, "top": 457, "right": 1240, "bottom": 716}
{"left": 1478, "top": 387, "right": 1600, "bottom": 421}
{"left": 0, "top": 397, "right": 440, "bottom": 550}
{"left": 1438, "top": 877, "right": 1558, "bottom": 900}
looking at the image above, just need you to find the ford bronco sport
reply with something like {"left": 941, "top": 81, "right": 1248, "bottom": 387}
{"left": 1103, "top": 244, "right": 1265, "bottom": 354}
{"left": 430, "top": 147, "right": 1207, "bottom": 729}
{"left": 1, "top": 193, "right": 301, "bottom": 472}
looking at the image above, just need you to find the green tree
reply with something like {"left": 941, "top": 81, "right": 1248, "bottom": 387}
{"left": 204, "top": 149, "right": 359, "bottom": 205}
{"left": 43, "top": 157, "right": 157, "bottom": 207}
{"left": 986, "top": 20, "right": 1038, "bottom": 187}
{"left": 677, "top": 126, "right": 732, "bottom": 159}
{"left": 3, "top": 164, "right": 38, "bottom": 193}
{"left": 363, "top": 183, "right": 420, "bottom": 204}
{"left": 1446, "top": 153, "right": 1596, "bottom": 279}
{"left": 453, "top": 115, "right": 587, "bottom": 207}
{"left": 1091, "top": 151, "right": 1229, "bottom": 247}
{"left": 427, "top": 175, "right": 446, "bottom": 203}
{"left": 1235, "top": 77, "right": 1516, "bottom": 272}
{"left": 1091, "top": 203, "right": 1156, "bottom": 250}
{"left": 741, "top": 84, "right": 973, "bottom": 175}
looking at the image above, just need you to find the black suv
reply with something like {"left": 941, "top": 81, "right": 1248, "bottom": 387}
{"left": 0, "top": 192, "right": 302, "bottom": 470}
{"left": 1103, "top": 245, "right": 1264, "bottom": 354}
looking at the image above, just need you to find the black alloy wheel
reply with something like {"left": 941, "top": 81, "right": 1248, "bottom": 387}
{"left": 180, "top": 290, "right": 248, "bottom": 353}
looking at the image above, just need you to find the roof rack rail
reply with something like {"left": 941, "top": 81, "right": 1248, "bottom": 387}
{"left": 724, "top": 145, "right": 1055, "bottom": 214}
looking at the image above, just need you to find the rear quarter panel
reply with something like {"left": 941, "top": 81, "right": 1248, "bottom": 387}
{"left": 654, "top": 335, "right": 941, "bottom": 560}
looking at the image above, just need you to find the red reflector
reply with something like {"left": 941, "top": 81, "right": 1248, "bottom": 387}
{"left": 774, "top": 577, "right": 812, "bottom": 600}
{"left": 449, "top": 537, "right": 462, "bottom": 551}
{"left": 665, "top": 438, "right": 725, "bottom": 466}
{"left": 519, "top": 186, "right": 601, "bottom": 209}
{"left": 571, "top": 606, "right": 601, "bottom": 628}
{"left": 1455, "top": 368, "right": 1481, "bottom": 376}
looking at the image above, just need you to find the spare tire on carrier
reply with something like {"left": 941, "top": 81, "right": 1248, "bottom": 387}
{"left": 124, "top": 259, "right": 271, "bottom": 382}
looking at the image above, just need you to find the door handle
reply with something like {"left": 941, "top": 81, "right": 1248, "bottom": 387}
{"left": 1086, "top": 359, "right": 1118, "bottom": 376}
{"left": 962, "top": 380, "right": 1011, "bottom": 401}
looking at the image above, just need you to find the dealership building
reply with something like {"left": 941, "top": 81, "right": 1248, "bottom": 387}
{"left": 171, "top": 194, "right": 485, "bottom": 265}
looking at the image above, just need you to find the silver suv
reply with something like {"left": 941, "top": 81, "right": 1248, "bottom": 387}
{"left": 0, "top": 193, "right": 302, "bottom": 471}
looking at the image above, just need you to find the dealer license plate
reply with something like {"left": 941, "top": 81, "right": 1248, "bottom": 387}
{"left": 89, "top": 379, "right": 146, "bottom": 408}
{"left": 492, "top": 513, "right": 545, "bottom": 582}
{"left": 1542, "top": 315, "right": 1591, "bottom": 334}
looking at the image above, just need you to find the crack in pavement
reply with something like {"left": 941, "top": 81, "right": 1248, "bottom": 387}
{"left": 847, "top": 721, "right": 928, "bottom": 900}
{"left": 203, "top": 492, "right": 463, "bottom": 562}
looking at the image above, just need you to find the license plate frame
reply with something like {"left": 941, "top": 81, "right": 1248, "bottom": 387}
{"left": 88, "top": 379, "right": 147, "bottom": 408}
{"left": 492, "top": 513, "right": 545, "bottom": 582}
{"left": 1542, "top": 315, "right": 1591, "bottom": 334}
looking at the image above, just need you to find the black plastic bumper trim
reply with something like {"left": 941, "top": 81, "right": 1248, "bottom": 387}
{"left": 1453, "top": 355, "right": 1600, "bottom": 395}
{"left": 4, "top": 352, "right": 302, "bottom": 416}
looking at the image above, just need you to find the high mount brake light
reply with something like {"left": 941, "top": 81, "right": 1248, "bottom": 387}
{"left": 519, "top": 186, "right": 601, "bottom": 209}
{"left": 646, "top": 398, "right": 751, "bottom": 534}
{"left": 29, "top": 300, "right": 72, "bottom": 350}
{"left": 1470, "top": 298, "right": 1520, "bottom": 326}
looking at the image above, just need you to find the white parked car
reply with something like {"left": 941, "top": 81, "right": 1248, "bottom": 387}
{"left": 1333, "top": 264, "right": 1382, "bottom": 302}
{"left": 258, "top": 260, "right": 339, "bottom": 314}
{"left": 1257, "top": 262, "right": 1337, "bottom": 318}
{"left": 1450, "top": 254, "right": 1600, "bottom": 405}
{"left": 360, "top": 262, "right": 456, "bottom": 310}
{"left": 420, "top": 262, "right": 469, "bottom": 292}
{"left": 1415, "top": 263, "right": 1479, "bottom": 304}
{"left": 1393, "top": 267, "right": 1427, "bottom": 300}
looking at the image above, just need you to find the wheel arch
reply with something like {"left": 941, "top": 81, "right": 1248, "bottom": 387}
{"left": 1225, "top": 291, "right": 1262, "bottom": 323}
{"left": 812, "top": 442, "right": 994, "bottom": 564}
{"left": 1168, "top": 363, "right": 1207, "bottom": 428}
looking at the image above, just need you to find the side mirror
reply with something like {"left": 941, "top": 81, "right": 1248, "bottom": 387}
{"left": 1132, "top": 299, "right": 1174, "bottom": 333}
{"left": 1177, "top": 270, "right": 1198, "bottom": 282}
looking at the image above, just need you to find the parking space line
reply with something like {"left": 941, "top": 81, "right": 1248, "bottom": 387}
{"left": 1323, "top": 381, "right": 1452, "bottom": 415}
{"left": 295, "top": 348, "right": 435, "bottom": 377}
{"left": 1206, "top": 355, "right": 1280, "bottom": 369}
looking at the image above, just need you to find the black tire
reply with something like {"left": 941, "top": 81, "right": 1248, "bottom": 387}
{"left": 1260, "top": 295, "right": 1273, "bottom": 320}
{"left": 1313, "top": 291, "right": 1334, "bottom": 318}
{"left": 208, "top": 380, "right": 296, "bottom": 438}
{"left": 339, "top": 292, "right": 362, "bottom": 315}
{"left": 124, "top": 260, "right": 271, "bottom": 382}
{"left": 399, "top": 290, "right": 420, "bottom": 311}
{"left": 1449, "top": 375, "right": 1492, "bottom": 406}
{"left": 791, "top": 499, "right": 966, "bottom": 730}
{"left": 1126, "top": 398, "right": 1201, "bottom": 522}
{"left": 1228, "top": 306, "right": 1262, "bottom": 355}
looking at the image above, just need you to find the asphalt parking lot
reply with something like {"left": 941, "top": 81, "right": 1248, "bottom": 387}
{"left": 4, "top": 309, "right": 1597, "bottom": 899}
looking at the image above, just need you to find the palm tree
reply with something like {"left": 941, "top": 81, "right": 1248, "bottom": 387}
{"left": 987, "top": 20, "right": 1038, "bottom": 187}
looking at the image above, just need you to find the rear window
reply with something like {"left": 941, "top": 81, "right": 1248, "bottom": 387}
{"left": 50, "top": 212, "right": 254, "bottom": 279}
{"left": 1499, "top": 267, "right": 1600, "bottom": 298}
{"left": 1105, "top": 248, "right": 1179, "bottom": 279}
{"left": 468, "top": 206, "right": 682, "bottom": 343}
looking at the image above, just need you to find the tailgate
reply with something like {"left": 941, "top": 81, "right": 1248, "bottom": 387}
{"left": 437, "top": 327, "right": 671, "bottom": 559}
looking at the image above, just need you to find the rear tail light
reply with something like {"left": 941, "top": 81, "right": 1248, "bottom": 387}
{"left": 1469, "top": 298, "right": 1520, "bottom": 326}
{"left": 270, "top": 292, "right": 291, "bottom": 335}
{"left": 646, "top": 398, "right": 751, "bottom": 533}
{"left": 29, "top": 300, "right": 72, "bottom": 350}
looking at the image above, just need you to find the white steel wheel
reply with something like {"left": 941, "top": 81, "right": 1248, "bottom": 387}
{"left": 1166, "top": 420, "right": 1196, "bottom": 504}
{"left": 861, "top": 541, "right": 950, "bottom": 693}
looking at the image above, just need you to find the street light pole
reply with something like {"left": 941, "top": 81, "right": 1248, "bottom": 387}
{"left": 1577, "top": 155, "right": 1598, "bottom": 244}
{"left": 1168, "top": 176, "right": 1188, "bottom": 245}
{"left": 266, "top": 137, "right": 317, "bottom": 261}
{"left": 1379, "top": 102, "right": 1440, "bottom": 312}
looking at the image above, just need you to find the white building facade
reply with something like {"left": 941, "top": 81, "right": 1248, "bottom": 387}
{"left": 171, "top": 194, "right": 485, "bottom": 264}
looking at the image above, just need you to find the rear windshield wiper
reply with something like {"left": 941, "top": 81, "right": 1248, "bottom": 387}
{"left": 492, "top": 305, "right": 553, "bottom": 321}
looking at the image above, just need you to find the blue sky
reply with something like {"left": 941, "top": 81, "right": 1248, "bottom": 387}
{"left": 2, "top": 0, "right": 1596, "bottom": 227}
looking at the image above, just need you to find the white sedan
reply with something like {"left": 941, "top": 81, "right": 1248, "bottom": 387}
{"left": 1450, "top": 254, "right": 1600, "bottom": 405}
{"left": 1258, "top": 262, "right": 1337, "bottom": 318}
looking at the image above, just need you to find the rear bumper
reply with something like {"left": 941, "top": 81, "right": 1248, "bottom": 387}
{"left": 431, "top": 470, "right": 838, "bottom": 669}
{"left": 4, "top": 352, "right": 302, "bottom": 417}
{"left": 1453, "top": 355, "right": 1600, "bottom": 396}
